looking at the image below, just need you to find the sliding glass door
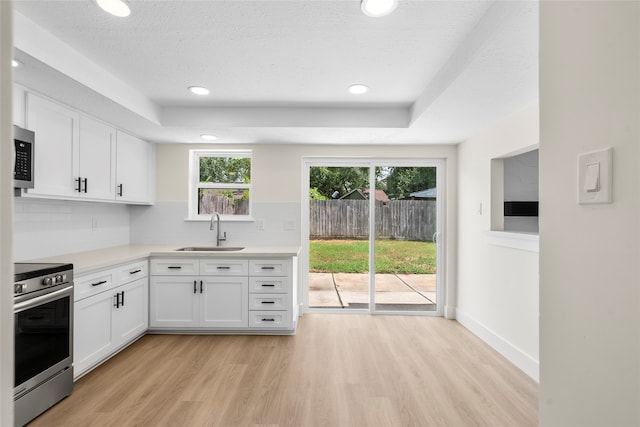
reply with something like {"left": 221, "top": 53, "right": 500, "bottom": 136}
{"left": 304, "top": 158, "right": 444, "bottom": 315}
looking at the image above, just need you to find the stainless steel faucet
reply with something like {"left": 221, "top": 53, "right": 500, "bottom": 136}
{"left": 210, "top": 212, "right": 227, "bottom": 246}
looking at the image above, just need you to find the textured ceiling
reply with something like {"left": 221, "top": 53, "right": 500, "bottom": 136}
{"left": 12, "top": 0, "right": 539, "bottom": 145}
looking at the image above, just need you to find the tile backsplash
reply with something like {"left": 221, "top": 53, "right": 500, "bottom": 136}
{"left": 13, "top": 198, "right": 130, "bottom": 261}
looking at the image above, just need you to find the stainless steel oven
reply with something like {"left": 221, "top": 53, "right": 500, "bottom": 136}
{"left": 13, "top": 263, "right": 74, "bottom": 427}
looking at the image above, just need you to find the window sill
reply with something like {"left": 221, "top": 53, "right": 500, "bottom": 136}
{"left": 486, "top": 230, "right": 539, "bottom": 253}
{"left": 184, "top": 217, "right": 255, "bottom": 223}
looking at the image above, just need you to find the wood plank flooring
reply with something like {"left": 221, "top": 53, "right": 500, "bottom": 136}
{"left": 28, "top": 314, "right": 538, "bottom": 427}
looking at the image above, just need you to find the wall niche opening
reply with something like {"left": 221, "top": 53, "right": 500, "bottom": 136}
{"left": 491, "top": 148, "right": 539, "bottom": 234}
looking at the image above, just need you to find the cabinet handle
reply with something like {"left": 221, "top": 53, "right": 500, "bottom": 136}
{"left": 261, "top": 301, "right": 275, "bottom": 304}
{"left": 261, "top": 266, "right": 275, "bottom": 270}
{"left": 76, "top": 177, "right": 82, "bottom": 193}
{"left": 92, "top": 280, "right": 107, "bottom": 287}
{"left": 114, "top": 293, "right": 120, "bottom": 308}
{"left": 82, "top": 178, "right": 88, "bottom": 193}
{"left": 117, "top": 184, "right": 123, "bottom": 197}
{"left": 193, "top": 280, "right": 197, "bottom": 294}
{"left": 200, "top": 280, "right": 203, "bottom": 294}
{"left": 261, "top": 318, "right": 275, "bottom": 322}
{"left": 120, "top": 291, "right": 125, "bottom": 307}
{"left": 261, "top": 284, "right": 275, "bottom": 287}
{"left": 168, "top": 266, "right": 182, "bottom": 270}
{"left": 216, "top": 266, "right": 231, "bottom": 270}
{"left": 129, "top": 269, "right": 142, "bottom": 275}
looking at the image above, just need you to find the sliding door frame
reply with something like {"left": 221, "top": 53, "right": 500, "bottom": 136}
{"left": 301, "top": 157, "right": 446, "bottom": 316}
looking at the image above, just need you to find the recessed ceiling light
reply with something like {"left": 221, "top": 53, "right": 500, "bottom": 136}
{"left": 200, "top": 134, "right": 218, "bottom": 141}
{"left": 11, "top": 59, "right": 21, "bottom": 68}
{"left": 188, "top": 86, "right": 210, "bottom": 96}
{"left": 348, "top": 84, "right": 370, "bottom": 95}
{"left": 95, "top": 0, "right": 130, "bottom": 17}
{"left": 361, "top": 0, "right": 398, "bottom": 17}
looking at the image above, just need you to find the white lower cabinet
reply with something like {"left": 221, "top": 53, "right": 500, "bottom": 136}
{"left": 149, "top": 259, "right": 249, "bottom": 329}
{"left": 74, "top": 261, "right": 148, "bottom": 378}
{"left": 150, "top": 256, "right": 294, "bottom": 332}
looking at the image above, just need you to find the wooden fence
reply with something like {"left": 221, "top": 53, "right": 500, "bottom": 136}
{"left": 309, "top": 200, "right": 436, "bottom": 241}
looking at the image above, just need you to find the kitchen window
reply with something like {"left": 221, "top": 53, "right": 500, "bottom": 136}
{"left": 188, "top": 149, "right": 252, "bottom": 220}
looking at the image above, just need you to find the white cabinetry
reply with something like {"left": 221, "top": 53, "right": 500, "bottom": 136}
{"left": 78, "top": 114, "right": 116, "bottom": 200}
{"left": 150, "top": 256, "right": 296, "bottom": 332}
{"left": 149, "top": 258, "right": 248, "bottom": 329}
{"left": 248, "top": 259, "right": 293, "bottom": 329}
{"left": 116, "top": 131, "right": 153, "bottom": 204}
{"left": 20, "top": 90, "right": 154, "bottom": 204}
{"left": 73, "top": 260, "right": 148, "bottom": 378}
{"left": 25, "top": 92, "right": 79, "bottom": 198}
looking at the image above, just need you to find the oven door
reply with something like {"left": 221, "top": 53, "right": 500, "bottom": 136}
{"left": 14, "top": 285, "right": 73, "bottom": 397}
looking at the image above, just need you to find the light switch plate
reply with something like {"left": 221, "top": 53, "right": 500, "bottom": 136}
{"left": 578, "top": 147, "right": 612, "bottom": 204}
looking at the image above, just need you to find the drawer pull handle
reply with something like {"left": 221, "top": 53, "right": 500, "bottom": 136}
{"left": 129, "top": 269, "right": 142, "bottom": 274}
{"left": 261, "top": 318, "right": 275, "bottom": 322}
{"left": 261, "top": 266, "right": 275, "bottom": 270}
{"left": 217, "top": 266, "right": 231, "bottom": 270}
{"left": 168, "top": 266, "right": 182, "bottom": 270}
{"left": 261, "top": 284, "right": 275, "bottom": 287}
{"left": 261, "top": 301, "right": 275, "bottom": 304}
{"left": 92, "top": 280, "right": 107, "bottom": 287}
{"left": 193, "top": 280, "right": 197, "bottom": 294}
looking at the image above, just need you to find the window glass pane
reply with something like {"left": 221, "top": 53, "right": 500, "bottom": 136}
{"left": 199, "top": 157, "right": 251, "bottom": 184}
{"left": 198, "top": 188, "right": 250, "bottom": 215}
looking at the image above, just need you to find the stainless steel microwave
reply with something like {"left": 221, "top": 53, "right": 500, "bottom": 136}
{"left": 14, "top": 125, "right": 34, "bottom": 190}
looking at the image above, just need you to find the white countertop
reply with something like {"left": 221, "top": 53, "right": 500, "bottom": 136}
{"left": 26, "top": 244, "right": 301, "bottom": 275}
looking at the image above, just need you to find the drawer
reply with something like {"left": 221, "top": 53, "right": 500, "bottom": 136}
{"left": 150, "top": 258, "right": 199, "bottom": 275}
{"left": 74, "top": 268, "right": 115, "bottom": 301}
{"left": 117, "top": 260, "right": 148, "bottom": 284}
{"left": 249, "top": 276, "right": 290, "bottom": 293}
{"left": 200, "top": 259, "right": 248, "bottom": 276}
{"left": 249, "top": 311, "right": 292, "bottom": 329}
{"left": 249, "top": 259, "right": 289, "bottom": 276}
{"left": 249, "top": 293, "right": 291, "bottom": 311}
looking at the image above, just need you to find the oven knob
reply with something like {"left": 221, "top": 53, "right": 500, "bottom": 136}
{"left": 42, "top": 277, "right": 52, "bottom": 286}
{"left": 55, "top": 275, "right": 63, "bottom": 283}
{"left": 14, "top": 284, "right": 24, "bottom": 294}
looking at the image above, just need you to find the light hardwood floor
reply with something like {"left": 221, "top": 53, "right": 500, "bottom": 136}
{"left": 29, "top": 314, "right": 538, "bottom": 427}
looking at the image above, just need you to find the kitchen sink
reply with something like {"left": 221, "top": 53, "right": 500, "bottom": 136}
{"left": 175, "top": 246, "right": 245, "bottom": 252}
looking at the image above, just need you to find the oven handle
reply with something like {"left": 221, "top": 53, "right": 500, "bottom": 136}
{"left": 14, "top": 285, "right": 73, "bottom": 313}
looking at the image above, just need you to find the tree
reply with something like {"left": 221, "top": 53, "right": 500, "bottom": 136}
{"left": 309, "top": 167, "right": 370, "bottom": 199}
{"left": 383, "top": 167, "right": 436, "bottom": 199}
{"left": 199, "top": 157, "right": 251, "bottom": 184}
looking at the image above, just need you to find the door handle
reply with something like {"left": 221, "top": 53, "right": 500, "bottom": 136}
{"left": 117, "top": 184, "right": 123, "bottom": 197}
{"left": 82, "top": 178, "right": 88, "bottom": 193}
{"left": 193, "top": 280, "right": 197, "bottom": 294}
{"left": 200, "top": 280, "right": 203, "bottom": 294}
{"left": 114, "top": 293, "right": 120, "bottom": 308}
{"left": 120, "top": 291, "right": 125, "bottom": 307}
{"left": 76, "top": 177, "right": 82, "bottom": 193}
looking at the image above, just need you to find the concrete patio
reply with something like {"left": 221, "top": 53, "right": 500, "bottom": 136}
{"left": 309, "top": 273, "right": 437, "bottom": 310}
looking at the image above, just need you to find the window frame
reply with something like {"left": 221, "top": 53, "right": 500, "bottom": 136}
{"left": 188, "top": 149, "right": 253, "bottom": 221}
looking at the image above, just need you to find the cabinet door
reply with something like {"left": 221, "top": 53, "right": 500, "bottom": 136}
{"left": 200, "top": 277, "right": 248, "bottom": 328}
{"left": 25, "top": 92, "right": 80, "bottom": 197}
{"left": 113, "top": 278, "right": 148, "bottom": 346}
{"left": 74, "top": 291, "right": 114, "bottom": 378}
{"left": 149, "top": 276, "right": 199, "bottom": 328}
{"left": 116, "top": 131, "right": 151, "bottom": 203}
{"left": 78, "top": 115, "right": 116, "bottom": 200}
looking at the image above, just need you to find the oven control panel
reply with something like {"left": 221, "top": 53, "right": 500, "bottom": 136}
{"left": 14, "top": 270, "right": 73, "bottom": 297}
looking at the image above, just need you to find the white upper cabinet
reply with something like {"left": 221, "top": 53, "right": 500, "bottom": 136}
{"left": 79, "top": 114, "right": 117, "bottom": 200}
{"left": 25, "top": 92, "right": 80, "bottom": 198}
{"left": 116, "top": 131, "right": 153, "bottom": 204}
{"left": 20, "top": 89, "right": 154, "bottom": 204}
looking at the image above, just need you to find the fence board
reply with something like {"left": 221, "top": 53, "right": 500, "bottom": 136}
{"left": 310, "top": 200, "right": 436, "bottom": 241}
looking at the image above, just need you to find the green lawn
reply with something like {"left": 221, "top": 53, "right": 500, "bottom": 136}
{"left": 309, "top": 239, "right": 436, "bottom": 274}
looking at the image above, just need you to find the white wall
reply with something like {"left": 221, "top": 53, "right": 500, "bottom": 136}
{"left": 0, "top": 2, "right": 14, "bottom": 425}
{"left": 143, "top": 143, "right": 458, "bottom": 316}
{"left": 13, "top": 198, "right": 130, "bottom": 261}
{"left": 539, "top": 2, "right": 640, "bottom": 426}
{"left": 457, "top": 104, "right": 540, "bottom": 380}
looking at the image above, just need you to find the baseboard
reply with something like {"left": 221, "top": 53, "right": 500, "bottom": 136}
{"left": 444, "top": 305, "right": 456, "bottom": 319}
{"left": 456, "top": 309, "right": 539, "bottom": 382}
